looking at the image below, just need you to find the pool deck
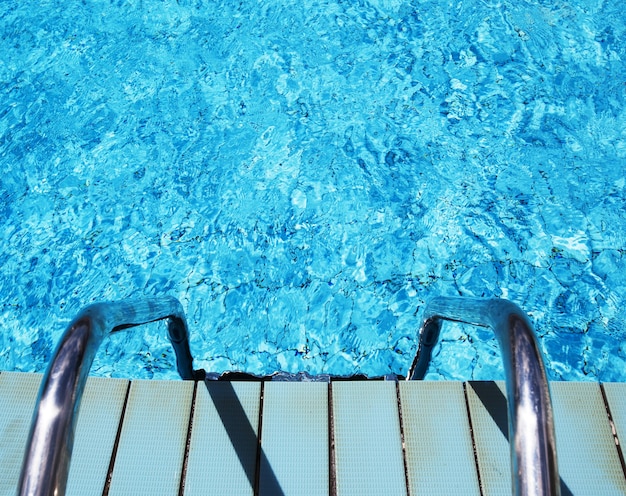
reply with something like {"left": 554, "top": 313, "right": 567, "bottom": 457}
{"left": 2, "top": 372, "right": 626, "bottom": 495}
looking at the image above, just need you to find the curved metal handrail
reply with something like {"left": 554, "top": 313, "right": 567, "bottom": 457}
{"left": 17, "top": 296, "right": 197, "bottom": 496}
{"left": 408, "top": 296, "right": 560, "bottom": 496}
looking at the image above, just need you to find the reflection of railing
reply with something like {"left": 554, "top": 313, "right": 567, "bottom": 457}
{"left": 18, "top": 297, "right": 198, "bottom": 496}
{"left": 408, "top": 296, "right": 560, "bottom": 496}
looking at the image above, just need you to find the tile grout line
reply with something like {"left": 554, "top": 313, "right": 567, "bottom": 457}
{"left": 253, "top": 381, "right": 265, "bottom": 496}
{"left": 328, "top": 382, "right": 337, "bottom": 496}
{"left": 177, "top": 379, "right": 198, "bottom": 496}
{"left": 463, "top": 382, "right": 485, "bottom": 496}
{"left": 394, "top": 381, "right": 411, "bottom": 496}
{"left": 395, "top": 381, "right": 411, "bottom": 496}
{"left": 600, "top": 383, "right": 626, "bottom": 480}
{"left": 101, "top": 380, "right": 132, "bottom": 496}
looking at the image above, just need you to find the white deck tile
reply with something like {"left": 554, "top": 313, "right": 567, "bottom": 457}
{"left": 184, "top": 381, "right": 261, "bottom": 496}
{"left": 399, "top": 381, "right": 480, "bottom": 496}
{"left": 66, "top": 377, "right": 129, "bottom": 496}
{"left": 107, "top": 379, "right": 194, "bottom": 496}
{"left": 466, "top": 381, "right": 511, "bottom": 496}
{"left": 260, "top": 382, "right": 329, "bottom": 496}
{"left": 332, "top": 381, "right": 406, "bottom": 496}
{"left": 0, "top": 372, "right": 42, "bottom": 496}
{"left": 7, "top": 372, "right": 626, "bottom": 496}
{"left": 551, "top": 381, "right": 626, "bottom": 495}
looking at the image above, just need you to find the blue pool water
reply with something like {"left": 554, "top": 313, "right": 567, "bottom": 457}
{"left": 1, "top": 0, "right": 625, "bottom": 382}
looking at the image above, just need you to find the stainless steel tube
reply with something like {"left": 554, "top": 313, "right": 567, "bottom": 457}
{"left": 408, "top": 296, "right": 560, "bottom": 496}
{"left": 17, "top": 296, "right": 195, "bottom": 496}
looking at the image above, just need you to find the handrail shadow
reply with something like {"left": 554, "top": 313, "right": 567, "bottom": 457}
{"left": 469, "top": 381, "right": 572, "bottom": 496}
{"left": 408, "top": 296, "right": 561, "bottom": 496}
{"left": 18, "top": 296, "right": 198, "bottom": 496}
{"left": 202, "top": 380, "right": 285, "bottom": 496}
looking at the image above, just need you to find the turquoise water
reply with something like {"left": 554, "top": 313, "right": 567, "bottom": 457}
{"left": 1, "top": 0, "right": 625, "bottom": 381}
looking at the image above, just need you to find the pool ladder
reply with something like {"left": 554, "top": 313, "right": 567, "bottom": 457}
{"left": 17, "top": 296, "right": 560, "bottom": 496}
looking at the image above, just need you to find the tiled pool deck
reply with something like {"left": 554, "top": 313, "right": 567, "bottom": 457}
{"left": 2, "top": 372, "right": 626, "bottom": 495}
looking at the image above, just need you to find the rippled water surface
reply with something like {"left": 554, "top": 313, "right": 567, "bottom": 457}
{"left": 1, "top": 0, "right": 625, "bottom": 381}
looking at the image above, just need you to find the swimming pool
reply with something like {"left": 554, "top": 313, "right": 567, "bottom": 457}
{"left": 1, "top": 0, "right": 625, "bottom": 382}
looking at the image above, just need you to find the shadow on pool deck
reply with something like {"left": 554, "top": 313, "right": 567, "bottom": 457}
{"left": 204, "top": 380, "right": 285, "bottom": 496}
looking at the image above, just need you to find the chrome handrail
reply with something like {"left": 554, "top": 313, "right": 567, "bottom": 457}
{"left": 408, "top": 296, "right": 560, "bottom": 496}
{"left": 17, "top": 296, "right": 197, "bottom": 496}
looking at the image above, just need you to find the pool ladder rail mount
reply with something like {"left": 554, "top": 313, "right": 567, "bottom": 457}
{"left": 16, "top": 295, "right": 560, "bottom": 496}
